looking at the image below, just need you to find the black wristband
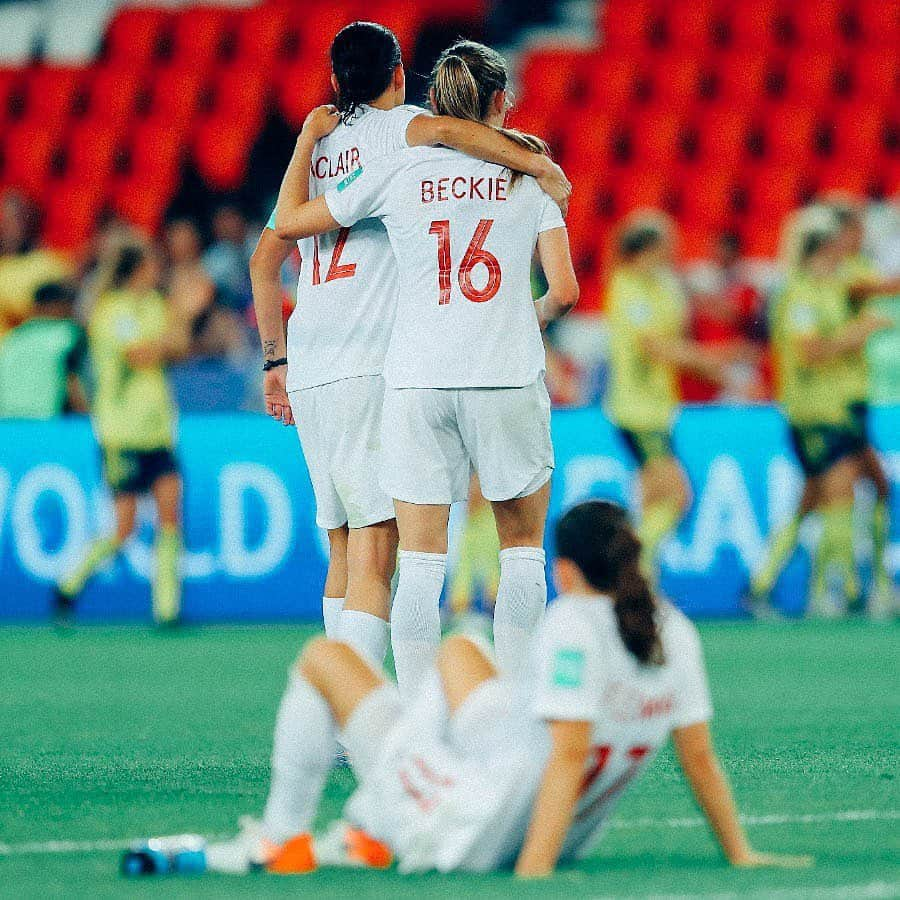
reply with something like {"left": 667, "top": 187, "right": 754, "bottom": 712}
{"left": 263, "top": 357, "right": 288, "bottom": 372}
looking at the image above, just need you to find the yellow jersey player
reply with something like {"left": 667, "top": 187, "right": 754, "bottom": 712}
{"left": 55, "top": 243, "right": 199, "bottom": 625}
{"left": 833, "top": 201, "right": 900, "bottom": 612}
{"left": 761, "top": 228, "right": 891, "bottom": 616}
{"left": 605, "top": 217, "right": 723, "bottom": 578}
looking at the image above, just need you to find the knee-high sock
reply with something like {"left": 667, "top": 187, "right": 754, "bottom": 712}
{"left": 752, "top": 514, "right": 802, "bottom": 597}
{"left": 492, "top": 546, "right": 547, "bottom": 678}
{"left": 322, "top": 596, "right": 344, "bottom": 638}
{"left": 58, "top": 536, "right": 120, "bottom": 598}
{"left": 812, "top": 503, "right": 858, "bottom": 602}
{"left": 390, "top": 551, "right": 445, "bottom": 701}
{"left": 339, "top": 609, "right": 389, "bottom": 666}
{"left": 262, "top": 672, "right": 334, "bottom": 843}
{"left": 152, "top": 525, "right": 181, "bottom": 623}
{"left": 638, "top": 500, "right": 681, "bottom": 577}
{"left": 873, "top": 498, "right": 889, "bottom": 583}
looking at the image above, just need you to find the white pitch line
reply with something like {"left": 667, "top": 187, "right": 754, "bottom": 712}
{"left": 609, "top": 808, "right": 900, "bottom": 831}
{"left": 0, "top": 810, "right": 896, "bottom": 858}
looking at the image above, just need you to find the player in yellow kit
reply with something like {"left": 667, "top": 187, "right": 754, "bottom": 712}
{"left": 760, "top": 228, "right": 892, "bottom": 616}
{"left": 55, "top": 243, "right": 199, "bottom": 625}
{"left": 833, "top": 202, "right": 898, "bottom": 609}
{"left": 752, "top": 211, "right": 898, "bottom": 616}
{"left": 605, "top": 217, "right": 723, "bottom": 578}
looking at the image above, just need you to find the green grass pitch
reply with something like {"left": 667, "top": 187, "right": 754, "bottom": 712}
{"left": 1, "top": 621, "right": 897, "bottom": 898}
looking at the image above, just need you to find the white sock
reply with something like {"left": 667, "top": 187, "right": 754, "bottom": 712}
{"left": 338, "top": 609, "right": 390, "bottom": 666}
{"left": 322, "top": 596, "right": 344, "bottom": 638}
{"left": 492, "top": 546, "right": 547, "bottom": 678}
{"left": 262, "top": 672, "right": 334, "bottom": 843}
{"left": 390, "top": 550, "right": 445, "bottom": 701}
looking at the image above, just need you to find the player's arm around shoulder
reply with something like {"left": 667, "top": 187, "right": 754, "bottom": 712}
{"left": 405, "top": 112, "right": 571, "bottom": 214}
{"left": 273, "top": 106, "right": 343, "bottom": 241}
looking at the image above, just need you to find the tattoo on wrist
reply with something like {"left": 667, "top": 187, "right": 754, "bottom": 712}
{"left": 263, "top": 339, "right": 277, "bottom": 360}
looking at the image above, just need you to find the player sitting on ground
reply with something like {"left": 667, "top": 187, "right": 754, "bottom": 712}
{"left": 129, "top": 500, "right": 811, "bottom": 877}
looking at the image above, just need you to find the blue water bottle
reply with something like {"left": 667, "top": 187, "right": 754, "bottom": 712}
{"left": 121, "top": 835, "right": 207, "bottom": 877}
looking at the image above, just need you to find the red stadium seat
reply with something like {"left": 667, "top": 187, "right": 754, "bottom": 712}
{"left": 583, "top": 52, "right": 645, "bottom": 114}
{"left": 630, "top": 108, "right": 688, "bottom": 165}
{"left": 82, "top": 64, "right": 145, "bottom": 125}
{"left": 144, "top": 62, "right": 210, "bottom": 129}
{"left": 602, "top": 0, "right": 657, "bottom": 48}
{"left": 787, "top": 0, "right": 850, "bottom": 47}
{"left": 110, "top": 176, "right": 172, "bottom": 233}
{"left": 741, "top": 165, "right": 810, "bottom": 218}
{"left": 849, "top": 50, "right": 899, "bottom": 103}
{"left": 169, "top": 6, "right": 234, "bottom": 67}
{"left": 231, "top": 2, "right": 292, "bottom": 67}
{"left": 208, "top": 64, "right": 267, "bottom": 125}
{"left": 780, "top": 51, "right": 841, "bottom": 104}
{"left": 42, "top": 182, "right": 106, "bottom": 250}
{"left": 854, "top": 0, "right": 900, "bottom": 48}
{"left": 126, "top": 120, "right": 186, "bottom": 186}
{"left": 690, "top": 106, "right": 753, "bottom": 164}
{"left": 193, "top": 115, "right": 257, "bottom": 191}
{"left": 827, "top": 104, "right": 893, "bottom": 164}
{"left": 562, "top": 112, "right": 618, "bottom": 173}
{"left": 738, "top": 212, "right": 784, "bottom": 257}
{"left": 813, "top": 159, "right": 876, "bottom": 197}
{"left": 613, "top": 169, "right": 674, "bottom": 216}
{"left": 0, "top": 68, "right": 24, "bottom": 123}
{"left": 64, "top": 121, "right": 124, "bottom": 181}
{"left": 21, "top": 66, "right": 84, "bottom": 126}
{"left": 720, "top": 0, "right": 784, "bottom": 48}
{"left": 519, "top": 48, "right": 594, "bottom": 111}
{"left": 755, "top": 104, "right": 820, "bottom": 161}
{"left": 1, "top": 120, "right": 63, "bottom": 196}
{"left": 284, "top": 3, "right": 363, "bottom": 67}
{"left": 659, "top": 0, "right": 720, "bottom": 49}
{"left": 644, "top": 55, "right": 708, "bottom": 106}
{"left": 709, "top": 51, "right": 771, "bottom": 105}
{"left": 277, "top": 57, "right": 332, "bottom": 128}
{"left": 102, "top": 7, "right": 171, "bottom": 67}
{"left": 676, "top": 167, "right": 738, "bottom": 227}
{"left": 365, "top": 1, "right": 425, "bottom": 56}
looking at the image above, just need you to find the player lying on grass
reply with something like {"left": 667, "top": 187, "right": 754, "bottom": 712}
{"left": 129, "top": 501, "right": 811, "bottom": 877}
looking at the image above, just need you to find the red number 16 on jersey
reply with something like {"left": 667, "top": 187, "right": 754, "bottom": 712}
{"left": 428, "top": 219, "right": 502, "bottom": 306}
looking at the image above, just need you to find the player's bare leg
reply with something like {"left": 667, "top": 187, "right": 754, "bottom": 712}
{"left": 490, "top": 481, "right": 550, "bottom": 676}
{"left": 638, "top": 455, "right": 690, "bottom": 580}
{"left": 151, "top": 472, "right": 182, "bottom": 625}
{"left": 205, "top": 638, "right": 392, "bottom": 875}
{"left": 856, "top": 447, "right": 894, "bottom": 617}
{"left": 55, "top": 493, "right": 137, "bottom": 618}
{"left": 810, "top": 457, "right": 860, "bottom": 617}
{"left": 340, "top": 518, "right": 398, "bottom": 664}
{"left": 390, "top": 501, "right": 450, "bottom": 699}
{"left": 436, "top": 633, "right": 498, "bottom": 713}
{"left": 323, "top": 525, "right": 349, "bottom": 637}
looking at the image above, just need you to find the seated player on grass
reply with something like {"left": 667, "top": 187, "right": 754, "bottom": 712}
{"left": 126, "top": 501, "right": 812, "bottom": 878}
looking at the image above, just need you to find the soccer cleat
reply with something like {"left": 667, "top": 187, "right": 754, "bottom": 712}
{"left": 121, "top": 835, "right": 207, "bottom": 876}
{"left": 52, "top": 585, "right": 75, "bottom": 625}
{"left": 205, "top": 817, "right": 283, "bottom": 875}
{"left": 313, "top": 820, "right": 393, "bottom": 870}
{"left": 266, "top": 833, "right": 317, "bottom": 874}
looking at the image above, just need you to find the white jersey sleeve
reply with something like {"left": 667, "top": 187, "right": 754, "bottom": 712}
{"left": 664, "top": 608, "right": 713, "bottom": 728}
{"left": 324, "top": 154, "right": 398, "bottom": 229}
{"left": 537, "top": 192, "right": 565, "bottom": 234}
{"left": 368, "top": 103, "right": 424, "bottom": 152}
{"left": 532, "top": 602, "right": 604, "bottom": 722}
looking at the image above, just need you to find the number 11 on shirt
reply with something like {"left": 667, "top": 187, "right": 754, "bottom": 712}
{"left": 428, "top": 219, "right": 502, "bottom": 306}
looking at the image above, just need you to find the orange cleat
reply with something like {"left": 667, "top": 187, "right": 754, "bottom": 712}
{"left": 344, "top": 827, "right": 393, "bottom": 869}
{"left": 266, "top": 833, "right": 317, "bottom": 875}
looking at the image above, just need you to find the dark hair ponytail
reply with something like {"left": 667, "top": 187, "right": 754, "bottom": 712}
{"left": 555, "top": 500, "right": 663, "bottom": 665}
{"left": 429, "top": 40, "right": 550, "bottom": 186}
{"left": 330, "top": 21, "right": 402, "bottom": 124}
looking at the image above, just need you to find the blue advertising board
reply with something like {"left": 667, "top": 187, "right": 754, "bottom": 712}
{"left": 1, "top": 407, "right": 897, "bottom": 622}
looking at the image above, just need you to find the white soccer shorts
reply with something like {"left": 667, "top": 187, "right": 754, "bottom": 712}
{"left": 289, "top": 375, "right": 396, "bottom": 530}
{"left": 379, "top": 376, "right": 554, "bottom": 505}
{"left": 343, "top": 675, "right": 545, "bottom": 874}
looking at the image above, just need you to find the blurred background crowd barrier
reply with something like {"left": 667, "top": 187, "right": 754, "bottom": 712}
{"left": 2, "top": 406, "right": 897, "bottom": 622}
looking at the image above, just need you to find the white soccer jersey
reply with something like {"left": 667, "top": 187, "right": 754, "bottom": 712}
{"left": 324, "top": 146, "right": 565, "bottom": 389}
{"left": 529, "top": 594, "right": 713, "bottom": 862}
{"left": 273, "top": 103, "right": 423, "bottom": 391}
